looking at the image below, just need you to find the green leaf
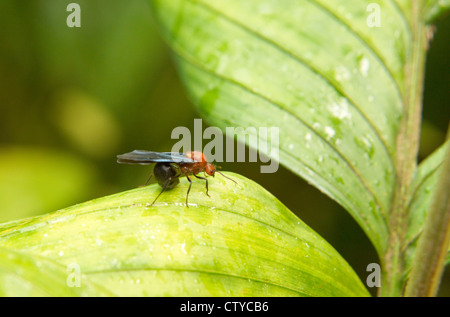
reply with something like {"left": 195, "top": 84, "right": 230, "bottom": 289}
{"left": 0, "top": 247, "right": 112, "bottom": 296}
{"left": 404, "top": 141, "right": 449, "bottom": 271}
{"left": 150, "top": 0, "right": 412, "bottom": 254}
{"left": 424, "top": 0, "right": 450, "bottom": 22}
{"left": 0, "top": 173, "right": 369, "bottom": 296}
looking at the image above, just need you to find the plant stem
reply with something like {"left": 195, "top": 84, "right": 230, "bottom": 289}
{"left": 380, "top": 0, "right": 428, "bottom": 297}
{"left": 404, "top": 130, "right": 450, "bottom": 296}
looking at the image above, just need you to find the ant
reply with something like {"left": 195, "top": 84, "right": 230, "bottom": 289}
{"left": 117, "top": 150, "right": 236, "bottom": 207}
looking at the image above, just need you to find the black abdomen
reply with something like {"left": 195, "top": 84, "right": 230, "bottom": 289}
{"left": 153, "top": 162, "right": 180, "bottom": 189}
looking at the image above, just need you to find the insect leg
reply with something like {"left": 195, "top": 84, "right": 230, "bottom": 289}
{"left": 143, "top": 171, "right": 153, "bottom": 186}
{"left": 185, "top": 174, "right": 192, "bottom": 207}
{"left": 150, "top": 177, "right": 171, "bottom": 206}
{"left": 194, "top": 174, "right": 209, "bottom": 197}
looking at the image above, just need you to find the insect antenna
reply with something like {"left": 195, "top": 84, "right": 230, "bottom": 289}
{"left": 216, "top": 171, "right": 238, "bottom": 184}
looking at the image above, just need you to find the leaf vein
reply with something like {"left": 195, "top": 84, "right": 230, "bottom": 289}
{"left": 308, "top": 0, "right": 405, "bottom": 98}
{"left": 192, "top": 0, "right": 396, "bottom": 166}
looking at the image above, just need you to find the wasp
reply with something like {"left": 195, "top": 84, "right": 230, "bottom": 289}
{"left": 117, "top": 150, "right": 236, "bottom": 207}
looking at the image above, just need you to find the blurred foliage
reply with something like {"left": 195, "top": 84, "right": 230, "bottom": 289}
{"left": 0, "top": 146, "right": 97, "bottom": 222}
{"left": 0, "top": 1, "right": 448, "bottom": 295}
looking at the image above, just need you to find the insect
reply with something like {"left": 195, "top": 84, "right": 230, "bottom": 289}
{"left": 117, "top": 150, "right": 236, "bottom": 207}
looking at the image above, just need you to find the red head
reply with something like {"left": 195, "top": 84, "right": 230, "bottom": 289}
{"left": 205, "top": 163, "right": 216, "bottom": 176}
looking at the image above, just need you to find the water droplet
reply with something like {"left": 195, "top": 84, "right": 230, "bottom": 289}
{"left": 334, "top": 66, "right": 351, "bottom": 82}
{"left": 359, "top": 57, "right": 370, "bottom": 77}
{"left": 324, "top": 126, "right": 336, "bottom": 140}
{"left": 328, "top": 98, "right": 352, "bottom": 120}
{"left": 305, "top": 133, "right": 312, "bottom": 141}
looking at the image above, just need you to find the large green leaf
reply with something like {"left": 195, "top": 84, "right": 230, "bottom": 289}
{"left": 0, "top": 173, "right": 369, "bottom": 296}
{"left": 150, "top": 0, "right": 414, "bottom": 254}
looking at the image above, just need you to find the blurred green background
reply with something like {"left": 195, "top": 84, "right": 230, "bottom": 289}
{"left": 0, "top": 1, "right": 448, "bottom": 296}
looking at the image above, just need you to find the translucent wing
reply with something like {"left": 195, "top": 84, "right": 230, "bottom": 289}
{"left": 117, "top": 150, "right": 196, "bottom": 165}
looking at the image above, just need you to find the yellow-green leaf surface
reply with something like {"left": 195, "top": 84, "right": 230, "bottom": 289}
{"left": 150, "top": 0, "right": 413, "bottom": 255}
{"left": 0, "top": 247, "right": 112, "bottom": 296}
{"left": 0, "top": 173, "right": 369, "bottom": 296}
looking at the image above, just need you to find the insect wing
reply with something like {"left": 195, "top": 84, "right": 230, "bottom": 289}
{"left": 117, "top": 150, "right": 195, "bottom": 165}
{"left": 160, "top": 152, "right": 199, "bottom": 163}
